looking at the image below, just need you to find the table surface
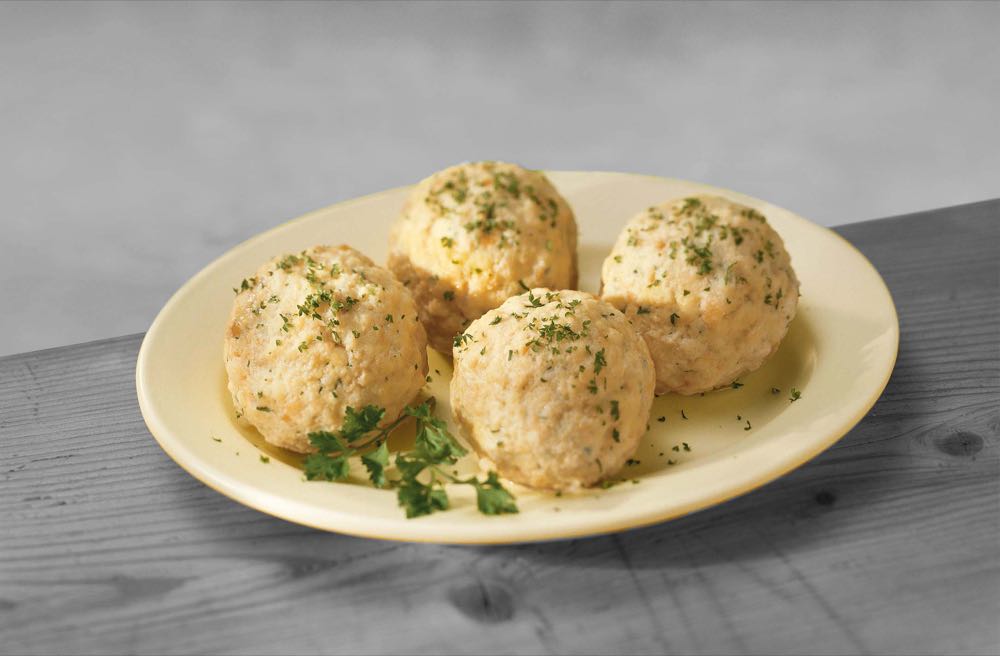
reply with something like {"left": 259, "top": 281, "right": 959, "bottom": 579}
{"left": 2, "top": 201, "right": 998, "bottom": 656}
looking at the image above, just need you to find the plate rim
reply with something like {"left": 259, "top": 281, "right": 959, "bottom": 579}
{"left": 135, "top": 170, "right": 900, "bottom": 544}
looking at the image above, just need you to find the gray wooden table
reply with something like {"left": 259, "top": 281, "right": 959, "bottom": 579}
{"left": 2, "top": 202, "right": 998, "bottom": 656}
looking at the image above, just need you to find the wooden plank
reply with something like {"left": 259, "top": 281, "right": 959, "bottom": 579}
{"left": 1, "top": 201, "right": 998, "bottom": 655}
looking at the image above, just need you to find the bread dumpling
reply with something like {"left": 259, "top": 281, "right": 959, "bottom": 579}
{"left": 224, "top": 245, "right": 428, "bottom": 453}
{"left": 388, "top": 161, "right": 578, "bottom": 354}
{"left": 601, "top": 195, "right": 799, "bottom": 395}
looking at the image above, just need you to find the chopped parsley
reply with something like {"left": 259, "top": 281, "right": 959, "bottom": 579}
{"left": 233, "top": 277, "right": 258, "bottom": 295}
{"left": 524, "top": 290, "right": 545, "bottom": 308}
{"left": 593, "top": 348, "right": 607, "bottom": 374}
{"left": 277, "top": 254, "right": 302, "bottom": 271}
{"left": 524, "top": 314, "right": 586, "bottom": 353}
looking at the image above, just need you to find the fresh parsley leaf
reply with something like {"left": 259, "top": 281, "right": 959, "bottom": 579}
{"left": 361, "top": 442, "right": 390, "bottom": 488}
{"left": 303, "top": 453, "right": 351, "bottom": 481}
{"left": 341, "top": 405, "right": 385, "bottom": 442}
{"left": 397, "top": 478, "right": 449, "bottom": 518}
{"left": 416, "top": 417, "right": 467, "bottom": 462}
{"left": 473, "top": 471, "right": 518, "bottom": 515}
{"left": 307, "top": 430, "right": 349, "bottom": 454}
{"left": 407, "top": 401, "right": 467, "bottom": 463}
{"left": 309, "top": 431, "right": 348, "bottom": 453}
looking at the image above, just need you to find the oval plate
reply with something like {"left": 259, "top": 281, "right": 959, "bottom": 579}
{"left": 136, "top": 171, "right": 898, "bottom": 544}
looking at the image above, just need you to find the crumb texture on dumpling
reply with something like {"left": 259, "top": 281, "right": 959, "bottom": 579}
{"left": 388, "top": 161, "right": 578, "bottom": 354}
{"left": 450, "top": 289, "right": 655, "bottom": 490}
{"left": 601, "top": 195, "right": 799, "bottom": 395}
{"left": 224, "top": 245, "right": 428, "bottom": 453}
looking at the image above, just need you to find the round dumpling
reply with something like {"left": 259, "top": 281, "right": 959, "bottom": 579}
{"left": 388, "top": 161, "right": 578, "bottom": 354}
{"left": 450, "top": 289, "right": 655, "bottom": 490}
{"left": 600, "top": 195, "right": 799, "bottom": 395}
{"left": 224, "top": 245, "right": 428, "bottom": 453}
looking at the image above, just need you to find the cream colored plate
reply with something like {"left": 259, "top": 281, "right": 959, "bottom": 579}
{"left": 136, "top": 171, "right": 898, "bottom": 544}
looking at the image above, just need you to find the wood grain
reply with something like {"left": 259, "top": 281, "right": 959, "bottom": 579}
{"left": 2, "top": 201, "right": 998, "bottom": 656}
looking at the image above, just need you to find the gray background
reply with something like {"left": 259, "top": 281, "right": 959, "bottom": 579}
{"left": 1, "top": 1, "right": 997, "bottom": 357}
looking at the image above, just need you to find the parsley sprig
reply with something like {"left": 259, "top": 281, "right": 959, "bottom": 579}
{"left": 304, "top": 405, "right": 398, "bottom": 482}
{"left": 304, "top": 399, "right": 517, "bottom": 518}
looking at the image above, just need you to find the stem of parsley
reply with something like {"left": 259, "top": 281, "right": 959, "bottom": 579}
{"left": 346, "top": 411, "right": 410, "bottom": 452}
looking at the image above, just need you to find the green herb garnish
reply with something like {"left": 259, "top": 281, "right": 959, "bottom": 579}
{"left": 593, "top": 348, "right": 607, "bottom": 374}
{"left": 304, "top": 400, "right": 517, "bottom": 518}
